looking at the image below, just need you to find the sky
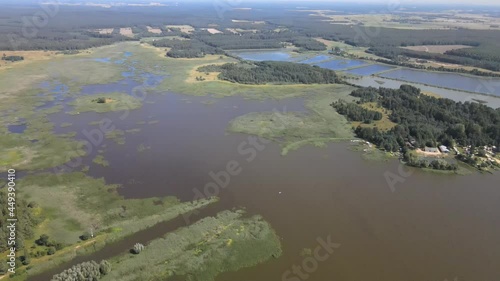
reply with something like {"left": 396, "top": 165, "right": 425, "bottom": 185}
{"left": 2, "top": 0, "right": 499, "bottom": 6}
{"left": 146, "top": 0, "right": 499, "bottom": 6}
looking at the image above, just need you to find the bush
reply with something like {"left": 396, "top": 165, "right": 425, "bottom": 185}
{"left": 47, "top": 247, "right": 56, "bottom": 255}
{"left": 80, "top": 232, "right": 92, "bottom": 241}
{"left": 131, "top": 243, "right": 145, "bottom": 254}
{"left": 1, "top": 54, "right": 24, "bottom": 61}
{"left": 35, "top": 234, "right": 49, "bottom": 246}
{"left": 51, "top": 260, "right": 107, "bottom": 281}
{"left": 93, "top": 97, "right": 106, "bottom": 104}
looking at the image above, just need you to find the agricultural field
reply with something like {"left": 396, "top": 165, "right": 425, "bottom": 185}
{"left": 93, "top": 28, "right": 114, "bottom": 35}
{"left": 305, "top": 10, "right": 500, "bottom": 30}
{"left": 119, "top": 28, "right": 134, "bottom": 38}
{"left": 166, "top": 25, "right": 195, "bottom": 33}
{"left": 146, "top": 26, "right": 162, "bottom": 34}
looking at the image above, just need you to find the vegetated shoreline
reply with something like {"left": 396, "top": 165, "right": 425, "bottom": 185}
{"left": 99, "top": 210, "right": 282, "bottom": 281}
{"left": 4, "top": 171, "right": 219, "bottom": 281}
{"left": 334, "top": 85, "right": 500, "bottom": 173}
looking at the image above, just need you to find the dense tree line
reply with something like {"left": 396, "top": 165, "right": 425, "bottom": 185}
{"left": 194, "top": 31, "right": 326, "bottom": 51}
{"left": 404, "top": 152, "right": 459, "bottom": 171}
{"left": 1, "top": 55, "right": 24, "bottom": 62}
{"left": 199, "top": 61, "right": 340, "bottom": 84}
{"left": 51, "top": 260, "right": 111, "bottom": 281}
{"left": 0, "top": 190, "right": 40, "bottom": 253}
{"left": 331, "top": 100, "right": 382, "bottom": 123}
{"left": 196, "top": 32, "right": 285, "bottom": 50}
{"left": 335, "top": 85, "right": 500, "bottom": 154}
{"left": 151, "top": 38, "right": 224, "bottom": 58}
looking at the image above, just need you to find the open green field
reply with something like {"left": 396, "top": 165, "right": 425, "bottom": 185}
{"left": 100, "top": 210, "right": 282, "bottom": 281}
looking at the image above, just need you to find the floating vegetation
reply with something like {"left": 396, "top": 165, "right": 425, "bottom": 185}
{"left": 92, "top": 154, "right": 110, "bottom": 167}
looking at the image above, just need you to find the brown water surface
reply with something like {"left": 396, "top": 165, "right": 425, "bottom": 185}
{"left": 31, "top": 73, "right": 500, "bottom": 281}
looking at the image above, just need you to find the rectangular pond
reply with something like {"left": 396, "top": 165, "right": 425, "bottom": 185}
{"left": 298, "top": 55, "right": 335, "bottom": 64}
{"left": 231, "top": 51, "right": 294, "bottom": 62}
{"left": 380, "top": 68, "right": 500, "bottom": 97}
{"left": 315, "top": 58, "right": 369, "bottom": 71}
{"left": 345, "top": 64, "right": 396, "bottom": 76}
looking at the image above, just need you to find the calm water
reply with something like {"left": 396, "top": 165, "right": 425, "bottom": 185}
{"left": 7, "top": 124, "right": 27, "bottom": 133}
{"left": 231, "top": 51, "right": 294, "bottom": 62}
{"left": 349, "top": 76, "right": 500, "bottom": 108}
{"left": 232, "top": 51, "right": 500, "bottom": 99}
{"left": 299, "top": 55, "right": 334, "bottom": 64}
{"left": 28, "top": 52, "right": 500, "bottom": 281}
{"left": 345, "top": 64, "right": 396, "bottom": 76}
{"left": 381, "top": 68, "right": 500, "bottom": 96}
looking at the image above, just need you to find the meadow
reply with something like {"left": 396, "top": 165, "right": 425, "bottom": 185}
{"left": 100, "top": 210, "right": 282, "bottom": 281}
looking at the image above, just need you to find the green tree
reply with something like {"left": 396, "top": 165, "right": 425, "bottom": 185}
{"left": 47, "top": 247, "right": 56, "bottom": 255}
{"left": 36, "top": 234, "right": 49, "bottom": 246}
{"left": 99, "top": 260, "right": 112, "bottom": 275}
{"left": 0, "top": 261, "right": 7, "bottom": 275}
{"left": 21, "top": 249, "right": 31, "bottom": 265}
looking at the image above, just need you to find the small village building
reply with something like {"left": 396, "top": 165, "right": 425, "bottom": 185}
{"left": 439, "top": 145, "right": 450, "bottom": 153}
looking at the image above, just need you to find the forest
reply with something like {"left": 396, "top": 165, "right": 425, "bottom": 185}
{"left": 331, "top": 100, "right": 383, "bottom": 123}
{"left": 151, "top": 38, "right": 224, "bottom": 58}
{"left": 0, "top": 190, "right": 41, "bottom": 275}
{"left": 195, "top": 31, "right": 326, "bottom": 52}
{"left": 0, "top": 190, "right": 40, "bottom": 254}
{"left": 1, "top": 1, "right": 499, "bottom": 75}
{"left": 333, "top": 85, "right": 500, "bottom": 156}
{"left": 152, "top": 31, "right": 327, "bottom": 58}
{"left": 198, "top": 61, "right": 340, "bottom": 84}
